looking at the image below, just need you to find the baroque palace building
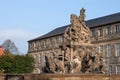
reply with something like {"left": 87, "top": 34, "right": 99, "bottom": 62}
{"left": 28, "top": 11, "right": 120, "bottom": 74}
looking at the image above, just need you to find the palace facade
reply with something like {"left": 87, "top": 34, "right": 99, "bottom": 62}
{"left": 28, "top": 12, "right": 120, "bottom": 74}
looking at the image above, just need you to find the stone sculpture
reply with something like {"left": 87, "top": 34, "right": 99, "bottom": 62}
{"left": 43, "top": 8, "right": 108, "bottom": 74}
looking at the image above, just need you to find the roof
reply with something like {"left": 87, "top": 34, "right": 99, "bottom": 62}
{"left": 0, "top": 46, "right": 4, "bottom": 56}
{"left": 29, "top": 12, "right": 120, "bottom": 42}
{"left": 85, "top": 12, "right": 120, "bottom": 27}
{"left": 29, "top": 25, "right": 69, "bottom": 41}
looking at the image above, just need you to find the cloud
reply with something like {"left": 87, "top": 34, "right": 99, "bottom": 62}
{"left": 0, "top": 29, "right": 35, "bottom": 40}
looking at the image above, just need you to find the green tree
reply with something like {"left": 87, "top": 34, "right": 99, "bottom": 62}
{"left": 13, "top": 54, "right": 35, "bottom": 73}
{"left": 0, "top": 54, "right": 14, "bottom": 73}
{"left": 0, "top": 54, "right": 34, "bottom": 73}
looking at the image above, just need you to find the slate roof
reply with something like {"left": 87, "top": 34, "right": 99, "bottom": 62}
{"left": 30, "top": 25, "right": 69, "bottom": 41}
{"left": 29, "top": 12, "right": 120, "bottom": 42}
{"left": 85, "top": 12, "right": 120, "bottom": 27}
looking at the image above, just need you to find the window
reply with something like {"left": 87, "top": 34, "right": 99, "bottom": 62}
{"left": 34, "top": 54, "right": 37, "bottom": 62}
{"left": 109, "top": 65, "right": 112, "bottom": 73}
{"left": 99, "top": 45, "right": 104, "bottom": 54}
{"left": 36, "top": 41, "right": 39, "bottom": 50}
{"left": 107, "top": 26, "right": 111, "bottom": 35}
{"left": 98, "top": 28, "right": 103, "bottom": 37}
{"left": 38, "top": 54, "right": 41, "bottom": 63}
{"left": 33, "top": 42, "right": 36, "bottom": 50}
{"left": 41, "top": 41, "right": 44, "bottom": 47}
{"left": 91, "top": 29, "right": 95, "bottom": 37}
{"left": 107, "top": 44, "right": 112, "bottom": 57}
{"left": 32, "top": 42, "right": 34, "bottom": 50}
{"left": 35, "top": 41, "right": 38, "bottom": 50}
{"left": 62, "top": 36, "right": 64, "bottom": 42}
{"left": 49, "top": 38, "right": 54, "bottom": 47}
{"left": 56, "top": 37, "right": 59, "bottom": 44}
{"left": 29, "top": 43, "right": 32, "bottom": 51}
{"left": 115, "top": 25, "right": 120, "bottom": 33}
{"left": 50, "top": 38, "right": 52, "bottom": 44}
{"left": 38, "top": 41, "right": 41, "bottom": 50}
{"left": 44, "top": 39, "right": 46, "bottom": 45}
{"left": 116, "top": 65, "right": 120, "bottom": 74}
{"left": 115, "top": 43, "right": 120, "bottom": 56}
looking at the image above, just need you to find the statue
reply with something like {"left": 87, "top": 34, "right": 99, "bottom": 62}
{"left": 64, "top": 9, "right": 91, "bottom": 44}
{"left": 43, "top": 53, "right": 55, "bottom": 73}
{"left": 79, "top": 8, "right": 86, "bottom": 22}
{"left": 42, "top": 8, "right": 108, "bottom": 74}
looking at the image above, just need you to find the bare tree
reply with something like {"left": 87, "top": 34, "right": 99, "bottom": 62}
{"left": 2, "top": 39, "right": 20, "bottom": 54}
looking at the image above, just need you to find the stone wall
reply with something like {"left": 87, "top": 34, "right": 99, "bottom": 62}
{"left": 29, "top": 74, "right": 120, "bottom": 80}
{"left": 0, "top": 74, "right": 120, "bottom": 80}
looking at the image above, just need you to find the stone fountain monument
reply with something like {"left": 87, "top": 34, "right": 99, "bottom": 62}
{"left": 43, "top": 8, "right": 108, "bottom": 74}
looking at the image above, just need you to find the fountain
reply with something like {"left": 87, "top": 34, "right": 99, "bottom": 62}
{"left": 43, "top": 8, "right": 108, "bottom": 74}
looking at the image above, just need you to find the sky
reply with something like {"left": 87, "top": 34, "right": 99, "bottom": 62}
{"left": 0, "top": 0, "right": 120, "bottom": 54}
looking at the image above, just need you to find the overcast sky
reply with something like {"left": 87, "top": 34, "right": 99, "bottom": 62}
{"left": 0, "top": 0, "right": 120, "bottom": 54}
